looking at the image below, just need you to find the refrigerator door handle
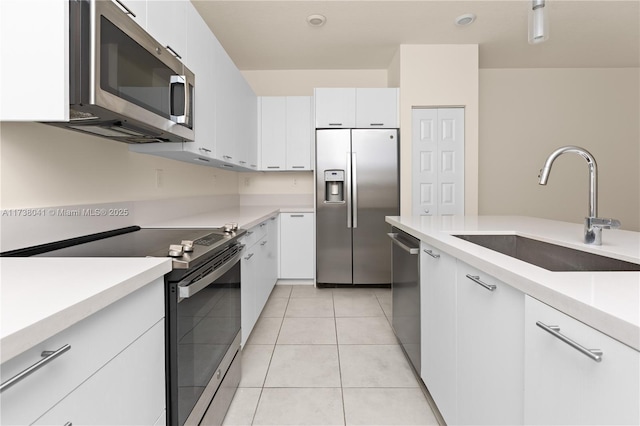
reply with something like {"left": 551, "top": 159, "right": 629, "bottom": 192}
{"left": 346, "top": 152, "right": 352, "bottom": 229}
{"left": 352, "top": 152, "right": 358, "bottom": 228}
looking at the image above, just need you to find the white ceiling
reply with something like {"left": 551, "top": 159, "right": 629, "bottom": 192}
{"left": 191, "top": 0, "right": 640, "bottom": 70}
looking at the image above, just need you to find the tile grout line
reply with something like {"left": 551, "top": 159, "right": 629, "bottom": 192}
{"left": 249, "top": 288, "right": 291, "bottom": 425}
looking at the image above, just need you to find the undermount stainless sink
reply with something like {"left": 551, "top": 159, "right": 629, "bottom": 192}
{"left": 454, "top": 234, "right": 640, "bottom": 272}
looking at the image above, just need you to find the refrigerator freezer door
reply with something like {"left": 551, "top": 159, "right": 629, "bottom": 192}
{"left": 351, "top": 129, "right": 399, "bottom": 284}
{"left": 316, "top": 129, "right": 353, "bottom": 285}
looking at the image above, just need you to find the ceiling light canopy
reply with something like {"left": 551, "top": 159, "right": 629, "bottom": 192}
{"left": 307, "top": 14, "right": 326, "bottom": 27}
{"left": 455, "top": 13, "right": 476, "bottom": 27}
{"left": 528, "top": 0, "right": 549, "bottom": 44}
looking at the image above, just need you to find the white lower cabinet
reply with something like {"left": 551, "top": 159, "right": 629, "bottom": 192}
{"left": 241, "top": 215, "right": 279, "bottom": 345}
{"left": 34, "top": 320, "right": 165, "bottom": 425}
{"left": 0, "top": 278, "right": 165, "bottom": 425}
{"left": 420, "top": 242, "right": 457, "bottom": 425}
{"left": 456, "top": 262, "right": 524, "bottom": 425}
{"left": 524, "top": 296, "right": 640, "bottom": 425}
{"left": 279, "top": 213, "right": 314, "bottom": 279}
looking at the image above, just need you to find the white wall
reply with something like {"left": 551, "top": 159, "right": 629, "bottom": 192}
{"left": 479, "top": 68, "right": 640, "bottom": 231}
{"left": 0, "top": 122, "right": 238, "bottom": 209}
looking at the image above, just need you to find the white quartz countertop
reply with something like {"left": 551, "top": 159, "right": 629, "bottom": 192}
{"left": 0, "top": 258, "right": 172, "bottom": 363}
{"left": 145, "top": 205, "right": 314, "bottom": 230}
{"left": 386, "top": 215, "right": 640, "bottom": 351}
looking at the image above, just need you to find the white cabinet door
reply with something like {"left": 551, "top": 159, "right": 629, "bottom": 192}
{"left": 183, "top": 2, "right": 216, "bottom": 157}
{"left": 33, "top": 320, "right": 166, "bottom": 426}
{"left": 266, "top": 216, "right": 279, "bottom": 290}
{"left": 214, "top": 42, "right": 239, "bottom": 165}
{"left": 235, "top": 75, "right": 258, "bottom": 169}
{"left": 314, "top": 88, "right": 356, "bottom": 128}
{"left": 112, "top": 0, "right": 146, "bottom": 28}
{"left": 412, "top": 108, "right": 464, "bottom": 216}
{"left": 286, "top": 96, "right": 313, "bottom": 170}
{"left": 241, "top": 240, "right": 258, "bottom": 346}
{"left": 355, "top": 88, "right": 398, "bottom": 128}
{"left": 279, "top": 213, "right": 314, "bottom": 279}
{"left": 524, "top": 296, "right": 640, "bottom": 425}
{"left": 420, "top": 242, "right": 457, "bottom": 425}
{"left": 260, "top": 97, "right": 287, "bottom": 171}
{"left": 456, "top": 262, "right": 524, "bottom": 425}
{"left": 146, "top": 0, "right": 187, "bottom": 63}
{"left": 0, "top": 0, "right": 68, "bottom": 121}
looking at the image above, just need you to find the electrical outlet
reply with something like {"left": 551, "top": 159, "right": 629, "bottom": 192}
{"left": 244, "top": 177, "right": 251, "bottom": 187}
{"left": 155, "top": 169, "right": 164, "bottom": 188}
{"left": 293, "top": 178, "right": 298, "bottom": 186}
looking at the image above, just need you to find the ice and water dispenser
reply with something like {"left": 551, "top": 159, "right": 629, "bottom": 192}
{"left": 324, "top": 170, "right": 345, "bottom": 203}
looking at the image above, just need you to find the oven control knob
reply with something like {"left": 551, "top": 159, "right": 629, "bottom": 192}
{"left": 181, "top": 240, "right": 194, "bottom": 252}
{"left": 168, "top": 244, "right": 184, "bottom": 257}
{"left": 223, "top": 223, "right": 237, "bottom": 234}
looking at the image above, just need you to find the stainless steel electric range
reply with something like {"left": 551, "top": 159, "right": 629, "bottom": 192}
{"left": 1, "top": 225, "right": 245, "bottom": 426}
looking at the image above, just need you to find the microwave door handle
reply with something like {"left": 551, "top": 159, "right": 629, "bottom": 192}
{"left": 170, "top": 75, "right": 186, "bottom": 124}
{"left": 178, "top": 245, "right": 245, "bottom": 299}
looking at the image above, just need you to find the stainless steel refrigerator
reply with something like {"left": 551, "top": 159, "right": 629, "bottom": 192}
{"left": 316, "top": 129, "right": 399, "bottom": 285}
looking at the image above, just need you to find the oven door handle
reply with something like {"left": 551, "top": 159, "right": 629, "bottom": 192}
{"left": 178, "top": 244, "right": 245, "bottom": 299}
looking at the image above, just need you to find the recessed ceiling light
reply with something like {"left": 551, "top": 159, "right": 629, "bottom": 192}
{"left": 455, "top": 13, "right": 476, "bottom": 26}
{"left": 307, "top": 14, "right": 326, "bottom": 27}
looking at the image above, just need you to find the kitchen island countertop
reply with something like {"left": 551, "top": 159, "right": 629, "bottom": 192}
{"left": 0, "top": 257, "right": 171, "bottom": 363}
{"left": 386, "top": 215, "right": 640, "bottom": 351}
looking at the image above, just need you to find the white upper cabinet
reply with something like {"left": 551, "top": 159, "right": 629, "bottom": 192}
{"left": 112, "top": 0, "right": 146, "bottom": 28}
{"left": 260, "top": 97, "right": 287, "bottom": 170}
{"left": 285, "top": 97, "right": 313, "bottom": 170}
{"left": 0, "top": 1, "right": 69, "bottom": 121}
{"left": 314, "top": 88, "right": 398, "bottom": 129}
{"left": 355, "top": 88, "right": 399, "bottom": 128}
{"left": 314, "top": 88, "right": 356, "bottom": 128}
{"left": 259, "top": 96, "right": 313, "bottom": 171}
{"left": 146, "top": 0, "right": 187, "bottom": 63}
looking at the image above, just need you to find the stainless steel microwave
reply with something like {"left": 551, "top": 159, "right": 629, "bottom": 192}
{"left": 48, "top": 0, "right": 195, "bottom": 143}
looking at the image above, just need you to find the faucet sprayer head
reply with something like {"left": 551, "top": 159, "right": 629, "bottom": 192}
{"left": 538, "top": 166, "right": 551, "bottom": 185}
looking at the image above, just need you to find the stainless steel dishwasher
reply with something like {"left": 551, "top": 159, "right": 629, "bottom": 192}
{"left": 388, "top": 227, "right": 421, "bottom": 374}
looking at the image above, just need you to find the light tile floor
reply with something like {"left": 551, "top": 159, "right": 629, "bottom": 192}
{"left": 222, "top": 285, "right": 440, "bottom": 426}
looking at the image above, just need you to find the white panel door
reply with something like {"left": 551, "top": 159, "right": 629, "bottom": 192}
{"left": 412, "top": 108, "right": 464, "bottom": 216}
{"left": 437, "top": 108, "right": 465, "bottom": 215}
{"left": 412, "top": 108, "right": 439, "bottom": 215}
{"left": 524, "top": 296, "right": 640, "bottom": 425}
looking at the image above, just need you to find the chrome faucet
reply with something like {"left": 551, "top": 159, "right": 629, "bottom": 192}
{"left": 538, "top": 145, "right": 620, "bottom": 245}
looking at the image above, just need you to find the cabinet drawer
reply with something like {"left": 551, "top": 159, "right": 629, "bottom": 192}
{"left": 33, "top": 319, "right": 165, "bottom": 425}
{"left": 524, "top": 296, "right": 640, "bottom": 425}
{"left": 0, "top": 278, "right": 164, "bottom": 425}
{"left": 242, "top": 219, "right": 271, "bottom": 248}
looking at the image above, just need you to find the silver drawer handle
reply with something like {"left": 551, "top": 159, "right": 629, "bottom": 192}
{"left": 465, "top": 274, "right": 496, "bottom": 291}
{"left": 165, "top": 45, "right": 182, "bottom": 59}
{"left": 246, "top": 231, "right": 253, "bottom": 236}
{"left": 0, "top": 344, "right": 71, "bottom": 393}
{"left": 260, "top": 223, "right": 267, "bottom": 227}
{"left": 223, "top": 155, "right": 233, "bottom": 160}
{"left": 370, "top": 123, "right": 384, "bottom": 126}
{"left": 199, "top": 147, "right": 211, "bottom": 153}
{"left": 423, "top": 249, "right": 440, "bottom": 259}
{"left": 536, "top": 321, "right": 603, "bottom": 362}
{"left": 267, "top": 166, "right": 281, "bottom": 169}
{"left": 260, "top": 240, "right": 267, "bottom": 246}
{"left": 291, "top": 166, "right": 305, "bottom": 169}
{"left": 244, "top": 253, "right": 254, "bottom": 260}
{"left": 328, "top": 123, "right": 343, "bottom": 126}
{"left": 290, "top": 214, "right": 304, "bottom": 218}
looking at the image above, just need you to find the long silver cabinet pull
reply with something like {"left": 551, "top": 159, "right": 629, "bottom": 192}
{"left": 329, "top": 123, "right": 343, "bottom": 126}
{"left": 290, "top": 214, "right": 304, "bottom": 218}
{"left": 114, "top": 0, "right": 136, "bottom": 16}
{"left": 165, "top": 45, "right": 182, "bottom": 59}
{"left": 0, "top": 344, "right": 71, "bottom": 393}
{"left": 387, "top": 233, "right": 419, "bottom": 255}
{"left": 536, "top": 321, "right": 603, "bottom": 362}
{"left": 370, "top": 123, "right": 384, "bottom": 126}
{"left": 244, "top": 253, "right": 254, "bottom": 260}
{"left": 423, "top": 249, "right": 440, "bottom": 259}
{"left": 465, "top": 274, "right": 496, "bottom": 291}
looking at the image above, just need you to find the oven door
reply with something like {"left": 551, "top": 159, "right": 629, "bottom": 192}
{"left": 167, "top": 245, "right": 243, "bottom": 426}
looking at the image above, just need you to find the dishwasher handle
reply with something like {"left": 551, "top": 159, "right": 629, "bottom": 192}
{"left": 387, "top": 233, "right": 419, "bottom": 255}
